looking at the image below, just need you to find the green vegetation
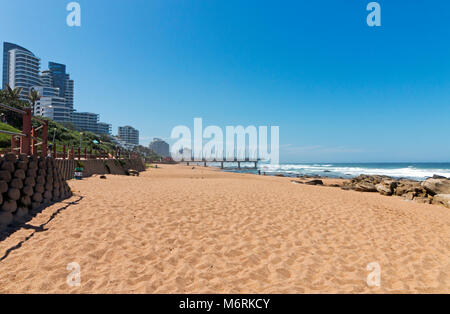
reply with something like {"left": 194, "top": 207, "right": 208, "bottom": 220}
{"left": 132, "top": 145, "right": 162, "bottom": 160}
{"left": 34, "top": 117, "right": 117, "bottom": 153}
{"left": 0, "top": 122, "right": 21, "bottom": 148}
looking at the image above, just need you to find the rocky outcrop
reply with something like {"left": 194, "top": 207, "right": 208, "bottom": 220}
{"left": 305, "top": 179, "right": 324, "bottom": 186}
{"left": 432, "top": 194, "right": 450, "bottom": 208}
{"left": 0, "top": 154, "right": 72, "bottom": 229}
{"left": 421, "top": 178, "right": 450, "bottom": 196}
{"left": 342, "top": 175, "right": 387, "bottom": 193}
{"left": 340, "top": 174, "right": 449, "bottom": 208}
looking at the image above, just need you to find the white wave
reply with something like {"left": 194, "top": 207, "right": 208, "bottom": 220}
{"left": 257, "top": 164, "right": 450, "bottom": 180}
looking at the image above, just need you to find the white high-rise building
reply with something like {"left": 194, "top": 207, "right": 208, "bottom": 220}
{"left": 5, "top": 46, "right": 41, "bottom": 100}
{"left": 65, "top": 74, "right": 74, "bottom": 110}
{"left": 118, "top": 126, "right": 139, "bottom": 146}
{"left": 33, "top": 63, "right": 74, "bottom": 123}
{"left": 149, "top": 138, "right": 170, "bottom": 157}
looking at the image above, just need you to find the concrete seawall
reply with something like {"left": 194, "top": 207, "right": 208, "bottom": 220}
{"left": 55, "top": 158, "right": 146, "bottom": 180}
{"left": 0, "top": 154, "right": 72, "bottom": 228}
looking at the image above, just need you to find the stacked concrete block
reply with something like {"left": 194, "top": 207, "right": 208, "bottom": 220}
{"left": 0, "top": 153, "right": 72, "bottom": 228}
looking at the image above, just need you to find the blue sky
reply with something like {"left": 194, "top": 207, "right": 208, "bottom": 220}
{"left": 1, "top": 0, "right": 449, "bottom": 162}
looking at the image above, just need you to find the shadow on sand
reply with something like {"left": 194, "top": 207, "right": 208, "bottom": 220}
{"left": 0, "top": 195, "right": 83, "bottom": 262}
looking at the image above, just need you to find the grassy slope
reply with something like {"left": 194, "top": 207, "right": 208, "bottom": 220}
{"left": 0, "top": 122, "right": 21, "bottom": 147}
{"left": 0, "top": 119, "right": 117, "bottom": 153}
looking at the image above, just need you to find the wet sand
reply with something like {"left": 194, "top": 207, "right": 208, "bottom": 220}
{"left": 0, "top": 164, "right": 448, "bottom": 293}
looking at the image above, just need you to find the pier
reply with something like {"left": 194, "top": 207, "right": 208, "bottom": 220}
{"left": 181, "top": 158, "right": 260, "bottom": 170}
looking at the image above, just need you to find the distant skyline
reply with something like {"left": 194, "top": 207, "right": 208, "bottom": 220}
{"left": 1, "top": 0, "right": 449, "bottom": 162}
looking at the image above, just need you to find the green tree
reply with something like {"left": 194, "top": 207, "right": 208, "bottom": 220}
{"left": 28, "top": 88, "right": 40, "bottom": 111}
{"left": 0, "top": 84, "right": 28, "bottom": 129}
{"left": 4, "top": 84, "right": 23, "bottom": 103}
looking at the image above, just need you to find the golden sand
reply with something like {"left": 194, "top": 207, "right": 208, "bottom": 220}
{"left": 0, "top": 165, "right": 448, "bottom": 293}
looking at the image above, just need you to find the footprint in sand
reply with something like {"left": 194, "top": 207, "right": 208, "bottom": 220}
{"left": 276, "top": 268, "right": 291, "bottom": 279}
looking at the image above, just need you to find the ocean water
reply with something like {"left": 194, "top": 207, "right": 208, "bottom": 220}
{"left": 220, "top": 162, "right": 450, "bottom": 181}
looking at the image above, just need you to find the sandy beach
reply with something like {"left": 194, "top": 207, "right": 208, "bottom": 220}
{"left": 0, "top": 164, "right": 448, "bottom": 293}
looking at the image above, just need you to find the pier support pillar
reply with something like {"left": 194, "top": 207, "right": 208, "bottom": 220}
{"left": 221, "top": 162, "right": 224, "bottom": 169}
{"left": 238, "top": 161, "right": 241, "bottom": 169}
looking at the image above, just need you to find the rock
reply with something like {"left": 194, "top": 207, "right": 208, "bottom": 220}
{"left": 14, "top": 207, "right": 29, "bottom": 223}
{"left": 43, "top": 191, "right": 52, "bottom": 200}
{"left": 432, "top": 194, "right": 450, "bottom": 208}
{"left": 376, "top": 184, "right": 392, "bottom": 196}
{"left": 9, "top": 178, "right": 23, "bottom": 189}
{"left": 22, "top": 185, "right": 34, "bottom": 196}
{"left": 414, "top": 196, "right": 432, "bottom": 204}
{"left": 351, "top": 175, "right": 387, "bottom": 185}
{"left": 421, "top": 178, "right": 450, "bottom": 196}
{"left": 20, "top": 195, "right": 32, "bottom": 207}
{"left": 0, "top": 181, "right": 8, "bottom": 193}
{"left": 36, "top": 176, "right": 45, "bottom": 184}
{"left": 14, "top": 169, "right": 25, "bottom": 179}
{"left": 394, "top": 181, "right": 426, "bottom": 197}
{"left": 432, "top": 175, "right": 448, "bottom": 179}
{"left": 18, "top": 154, "right": 28, "bottom": 161}
{"left": 305, "top": 180, "right": 324, "bottom": 186}
{"left": 31, "top": 202, "right": 41, "bottom": 210}
{"left": 34, "top": 184, "right": 45, "bottom": 194}
{"left": 2, "top": 200, "right": 17, "bottom": 212}
{"left": 404, "top": 192, "right": 415, "bottom": 200}
{"left": 26, "top": 169, "right": 37, "bottom": 178}
{"left": 0, "top": 211, "right": 13, "bottom": 226}
{"left": 16, "top": 161, "right": 28, "bottom": 170}
{"left": 15, "top": 207, "right": 28, "bottom": 218}
{"left": 32, "top": 193, "right": 43, "bottom": 203}
{"left": 24, "top": 177, "right": 36, "bottom": 187}
{"left": 4, "top": 153, "right": 17, "bottom": 163}
{"left": 7, "top": 188, "right": 21, "bottom": 201}
{"left": 1, "top": 161, "right": 15, "bottom": 172}
{"left": 353, "top": 182, "right": 377, "bottom": 192}
{"left": 0, "top": 170, "right": 11, "bottom": 182}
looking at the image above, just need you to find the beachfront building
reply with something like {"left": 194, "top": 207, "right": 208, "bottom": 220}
{"left": 71, "top": 111, "right": 99, "bottom": 133}
{"left": 149, "top": 138, "right": 170, "bottom": 157}
{"left": 118, "top": 126, "right": 139, "bottom": 146}
{"left": 35, "top": 96, "right": 72, "bottom": 122}
{"left": 46, "top": 62, "right": 74, "bottom": 112}
{"left": 111, "top": 136, "right": 135, "bottom": 151}
{"left": 32, "top": 63, "right": 75, "bottom": 123}
{"left": 71, "top": 111, "right": 111, "bottom": 135}
{"left": 65, "top": 74, "right": 74, "bottom": 110}
{"left": 32, "top": 85, "right": 72, "bottom": 122}
{"left": 2, "top": 42, "right": 41, "bottom": 100}
{"left": 97, "top": 122, "right": 112, "bottom": 135}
